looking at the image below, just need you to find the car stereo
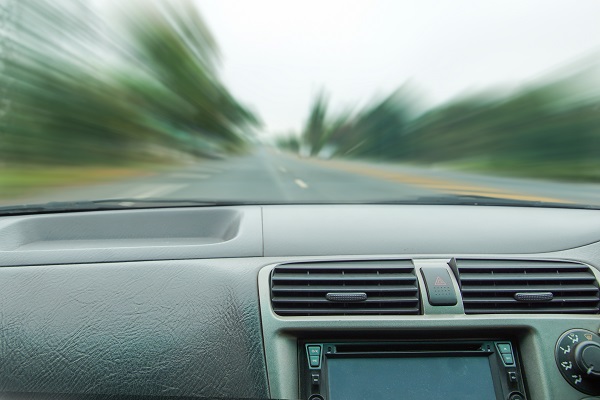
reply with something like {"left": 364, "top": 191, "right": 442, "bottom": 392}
{"left": 299, "top": 340, "right": 527, "bottom": 400}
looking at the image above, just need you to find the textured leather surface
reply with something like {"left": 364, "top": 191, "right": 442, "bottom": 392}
{"left": 0, "top": 260, "right": 269, "bottom": 399}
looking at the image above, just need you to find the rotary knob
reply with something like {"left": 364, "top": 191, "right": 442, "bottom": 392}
{"left": 575, "top": 341, "right": 600, "bottom": 379}
{"left": 556, "top": 329, "right": 600, "bottom": 395}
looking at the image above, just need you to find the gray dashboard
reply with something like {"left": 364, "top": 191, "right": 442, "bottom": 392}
{"left": 1, "top": 205, "right": 600, "bottom": 399}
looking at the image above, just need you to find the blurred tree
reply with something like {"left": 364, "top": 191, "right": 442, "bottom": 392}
{"left": 275, "top": 134, "right": 301, "bottom": 153}
{"left": 300, "top": 87, "right": 414, "bottom": 159}
{"left": 403, "top": 69, "right": 600, "bottom": 179}
{"left": 286, "top": 66, "right": 600, "bottom": 181}
{"left": 0, "top": 0, "right": 260, "bottom": 166}
{"left": 123, "top": 0, "right": 259, "bottom": 153}
{"left": 302, "top": 90, "right": 329, "bottom": 156}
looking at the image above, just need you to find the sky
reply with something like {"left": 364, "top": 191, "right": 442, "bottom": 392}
{"left": 195, "top": 0, "right": 600, "bottom": 136}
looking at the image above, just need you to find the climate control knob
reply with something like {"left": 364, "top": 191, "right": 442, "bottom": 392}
{"left": 556, "top": 329, "right": 600, "bottom": 395}
{"left": 575, "top": 341, "right": 600, "bottom": 379}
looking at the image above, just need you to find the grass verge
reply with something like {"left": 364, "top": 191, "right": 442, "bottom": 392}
{"left": 0, "top": 164, "right": 163, "bottom": 200}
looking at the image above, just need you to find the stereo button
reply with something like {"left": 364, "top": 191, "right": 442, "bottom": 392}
{"left": 308, "top": 346, "right": 321, "bottom": 356}
{"left": 311, "top": 372, "right": 320, "bottom": 385}
{"left": 497, "top": 343, "right": 512, "bottom": 354}
{"left": 502, "top": 353, "right": 515, "bottom": 365}
{"left": 309, "top": 355, "right": 321, "bottom": 367}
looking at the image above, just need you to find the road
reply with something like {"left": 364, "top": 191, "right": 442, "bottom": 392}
{"left": 9, "top": 147, "right": 600, "bottom": 206}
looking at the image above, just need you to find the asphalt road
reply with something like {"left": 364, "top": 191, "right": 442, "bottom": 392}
{"left": 10, "top": 147, "right": 600, "bottom": 206}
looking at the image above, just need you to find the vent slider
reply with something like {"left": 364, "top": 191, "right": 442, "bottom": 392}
{"left": 326, "top": 292, "right": 367, "bottom": 302}
{"left": 514, "top": 292, "right": 553, "bottom": 302}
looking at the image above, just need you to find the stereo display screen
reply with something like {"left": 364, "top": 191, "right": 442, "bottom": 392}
{"left": 327, "top": 356, "right": 496, "bottom": 400}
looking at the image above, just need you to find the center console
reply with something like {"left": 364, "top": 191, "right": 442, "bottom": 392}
{"left": 299, "top": 340, "right": 527, "bottom": 400}
{"left": 258, "top": 258, "right": 600, "bottom": 400}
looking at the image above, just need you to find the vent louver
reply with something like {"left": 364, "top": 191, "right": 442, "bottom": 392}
{"left": 271, "top": 261, "right": 420, "bottom": 316}
{"left": 454, "top": 259, "right": 600, "bottom": 314}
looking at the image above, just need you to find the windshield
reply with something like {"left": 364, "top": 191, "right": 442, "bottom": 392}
{"left": 1, "top": 0, "right": 600, "bottom": 210}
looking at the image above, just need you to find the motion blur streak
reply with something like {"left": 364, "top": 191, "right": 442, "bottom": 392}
{"left": 0, "top": 1, "right": 600, "bottom": 206}
{"left": 0, "top": 0, "right": 257, "bottom": 165}
{"left": 287, "top": 67, "right": 600, "bottom": 182}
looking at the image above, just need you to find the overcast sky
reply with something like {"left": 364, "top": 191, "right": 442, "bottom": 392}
{"left": 195, "top": 0, "right": 600, "bottom": 136}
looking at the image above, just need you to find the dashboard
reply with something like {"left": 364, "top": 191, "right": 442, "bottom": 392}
{"left": 1, "top": 205, "right": 600, "bottom": 399}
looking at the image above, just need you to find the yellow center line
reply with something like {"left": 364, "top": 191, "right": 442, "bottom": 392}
{"left": 307, "top": 158, "right": 569, "bottom": 203}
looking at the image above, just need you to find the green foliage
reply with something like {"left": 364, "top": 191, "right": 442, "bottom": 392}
{"left": 289, "top": 68, "right": 600, "bottom": 181}
{"left": 0, "top": 0, "right": 259, "bottom": 166}
{"left": 275, "top": 134, "right": 301, "bottom": 153}
{"left": 296, "top": 86, "right": 416, "bottom": 159}
{"left": 302, "top": 91, "right": 329, "bottom": 156}
{"left": 403, "top": 71, "right": 600, "bottom": 179}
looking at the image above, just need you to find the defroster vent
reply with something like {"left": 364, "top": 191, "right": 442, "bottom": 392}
{"left": 453, "top": 259, "right": 600, "bottom": 314}
{"left": 271, "top": 261, "right": 420, "bottom": 316}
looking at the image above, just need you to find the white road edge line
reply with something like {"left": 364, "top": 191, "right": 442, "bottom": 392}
{"left": 133, "top": 184, "right": 186, "bottom": 199}
{"left": 294, "top": 179, "right": 308, "bottom": 189}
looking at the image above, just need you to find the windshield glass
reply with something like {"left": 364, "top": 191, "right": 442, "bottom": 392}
{"left": 1, "top": 0, "right": 600, "bottom": 209}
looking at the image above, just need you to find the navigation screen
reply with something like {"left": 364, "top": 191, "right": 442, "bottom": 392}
{"left": 327, "top": 356, "right": 496, "bottom": 400}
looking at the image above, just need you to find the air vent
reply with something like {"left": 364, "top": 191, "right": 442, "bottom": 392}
{"left": 454, "top": 259, "right": 600, "bottom": 314}
{"left": 271, "top": 261, "right": 420, "bottom": 316}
